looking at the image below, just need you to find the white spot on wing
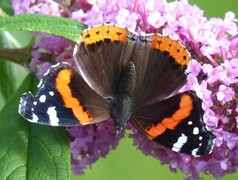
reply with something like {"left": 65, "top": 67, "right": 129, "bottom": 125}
{"left": 172, "top": 133, "right": 188, "bottom": 152}
{"left": 192, "top": 148, "right": 199, "bottom": 156}
{"left": 33, "top": 101, "right": 37, "bottom": 105}
{"left": 32, "top": 113, "right": 39, "bottom": 123}
{"left": 39, "top": 95, "right": 46, "bottom": 103}
{"left": 49, "top": 91, "right": 54, "bottom": 96}
{"left": 47, "top": 106, "right": 59, "bottom": 126}
{"left": 188, "top": 121, "right": 192, "bottom": 125}
{"left": 193, "top": 127, "right": 199, "bottom": 135}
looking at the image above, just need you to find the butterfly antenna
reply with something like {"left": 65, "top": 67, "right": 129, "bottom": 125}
{"left": 95, "top": 124, "right": 128, "bottom": 140}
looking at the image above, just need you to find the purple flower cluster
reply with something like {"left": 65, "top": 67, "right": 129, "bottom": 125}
{"left": 13, "top": 0, "right": 238, "bottom": 178}
{"left": 69, "top": 119, "right": 122, "bottom": 174}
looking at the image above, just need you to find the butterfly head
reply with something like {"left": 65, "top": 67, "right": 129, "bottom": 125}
{"left": 115, "top": 124, "right": 125, "bottom": 137}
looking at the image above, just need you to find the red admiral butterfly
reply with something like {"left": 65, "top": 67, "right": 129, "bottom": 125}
{"left": 19, "top": 24, "right": 215, "bottom": 156}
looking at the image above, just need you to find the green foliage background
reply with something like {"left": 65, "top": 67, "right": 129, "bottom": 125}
{"left": 0, "top": 0, "right": 237, "bottom": 180}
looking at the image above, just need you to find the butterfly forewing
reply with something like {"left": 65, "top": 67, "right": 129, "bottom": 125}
{"left": 19, "top": 63, "right": 111, "bottom": 126}
{"left": 131, "top": 91, "right": 215, "bottom": 156}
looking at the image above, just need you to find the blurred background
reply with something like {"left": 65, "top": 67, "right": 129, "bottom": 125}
{"left": 0, "top": 0, "right": 238, "bottom": 179}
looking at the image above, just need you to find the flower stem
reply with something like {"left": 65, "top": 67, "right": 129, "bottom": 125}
{"left": 0, "top": 45, "right": 32, "bottom": 66}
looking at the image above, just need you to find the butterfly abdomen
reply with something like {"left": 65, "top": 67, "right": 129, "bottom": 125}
{"left": 112, "top": 61, "right": 137, "bottom": 135}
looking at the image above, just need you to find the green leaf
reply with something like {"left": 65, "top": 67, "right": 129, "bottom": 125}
{"left": 0, "top": 30, "right": 4, "bottom": 45}
{"left": 0, "top": 13, "right": 86, "bottom": 42}
{"left": 0, "top": 61, "right": 15, "bottom": 101}
{"left": 0, "top": 73, "right": 70, "bottom": 180}
{"left": 0, "top": 0, "right": 14, "bottom": 15}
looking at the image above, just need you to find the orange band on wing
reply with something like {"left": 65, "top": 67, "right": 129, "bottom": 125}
{"left": 146, "top": 94, "right": 193, "bottom": 139}
{"left": 79, "top": 24, "right": 130, "bottom": 44}
{"left": 55, "top": 69, "right": 92, "bottom": 124}
{"left": 149, "top": 35, "right": 190, "bottom": 66}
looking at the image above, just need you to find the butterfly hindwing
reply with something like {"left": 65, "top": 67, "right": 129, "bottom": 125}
{"left": 19, "top": 63, "right": 111, "bottom": 126}
{"left": 74, "top": 24, "right": 190, "bottom": 108}
{"left": 74, "top": 24, "right": 137, "bottom": 98}
{"left": 131, "top": 34, "right": 189, "bottom": 107}
{"left": 131, "top": 91, "right": 215, "bottom": 156}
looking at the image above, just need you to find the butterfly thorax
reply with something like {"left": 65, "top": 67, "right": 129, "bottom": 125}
{"left": 111, "top": 61, "right": 137, "bottom": 136}
{"left": 111, "top": 94, "right": 133, "bottom": 136}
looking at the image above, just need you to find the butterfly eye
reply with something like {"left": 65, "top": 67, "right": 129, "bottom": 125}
{"left": 116, "top": 126, "right": 124, "bottom": 137}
